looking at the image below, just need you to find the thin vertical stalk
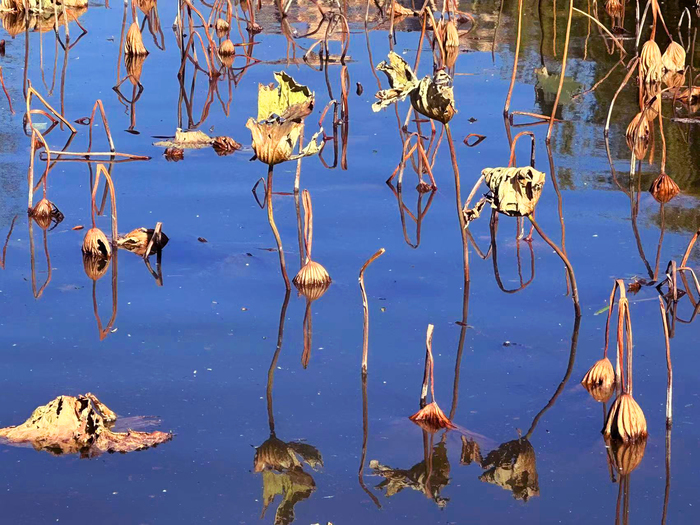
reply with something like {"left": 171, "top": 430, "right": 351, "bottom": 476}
{"left": 547, "top": 0, "right": 573, "bottom": 143}
{"left": 445, "top": 124, "right": 469, "bottom": 283}
{"left": 504, "top": 0, "right": 523, "bottom": 115}
{"left": 659, "top": 296, "right": 673, "bottom": 426}
{"left": 266, "top": 164, "right": 290, "bottom": 290}
{"left": 359, "top": 248, "right": 385, "bottom": 373}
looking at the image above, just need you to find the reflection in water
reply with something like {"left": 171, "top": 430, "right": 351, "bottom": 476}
{"left": 386, "top": 182, "right": 436, "bottom": 249}
{"left": 255, "top": 291, "right": 321, "bottom": 524}
{"left": 371, "top": 433, "right": 451, "bottom": 508}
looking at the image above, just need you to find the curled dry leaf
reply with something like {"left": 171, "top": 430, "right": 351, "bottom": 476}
{"left": 482, "top": 167, "right": 545, "bottom": 217}
{"left": 479, "top": 438, "right": 539, "bottom": 501}
{"left": 246, "top": 72, "right": 323, "bottom": 165}
{"left": 409, "top": 401, "right": 456, "bottom": 433}
{"left": 605, "top": 0, "right": 623, "bottom": 18}
{"left": 372, "top": 52, "right": 419, "bottom": 112}
{"left": 410, "top": 70, "right": 456, "bottom": 124}
{"left": 389, "top": 1, "right": 415, "bottom": 17}
{"left": 603, "top": 393, "right": 648, "bottom": 443}
{"left": 649, "top": 172, "right": 680, "bottom": 204}
{"left": 0, "top": 394, "right": 172, "bottom": 458}
{"left": 117, "top": 227, "right": 169, "bottom": 256}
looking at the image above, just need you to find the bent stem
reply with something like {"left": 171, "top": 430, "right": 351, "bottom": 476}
{"left": 359, "top": 248, "right": 385, "bottom": 374}
{"left": 504, "top": 0, "right": 523, "bottom": 115}
{"left": 445, "top": 123, "right": 470, "bottom": 284}
{"left": 266, "top": 164, "right": 290, "bottom": 290}
{"left": 93, "top": 164, "right": 119, "bottom": 246}
{"left": 527, "top": 215, "right": 580, "bottom": 316}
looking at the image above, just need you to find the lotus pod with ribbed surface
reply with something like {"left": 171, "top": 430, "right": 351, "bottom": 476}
{"left": 640, "top": 40, "right": 662, "bottom": 84}
{"left": 82, "top": 227, "right": 111, "bottom": 258}
{"left": 409, "top": 402, "right": 456, "bottom": 433}
{"left": 603, "top": 393, "right": 648, "bottom": 442}
{"left": 215, "top": 18, "right": 230, "bottom": 38}
{"left": 124, "top": 22, "right": 148, "bottom": 56}
{"left": 581, "top": 357, "right": 615, "bottom": 387}
{"left": 82, "top": 253, "right": 110, "bottom": 281}
{"left": 662, "top": 41, "right": 686, "bottom": 72}
{"left": 625, "top": 111, "right": 650, "bottom": 159}
{"left": 608, "top": 436, "right": 647, "bottom": 475}
{"left": 649, "top": 172, "right": 680, "bottom": 203}
{"left": 30, "top": 198, "right": 55, "bottom": 230}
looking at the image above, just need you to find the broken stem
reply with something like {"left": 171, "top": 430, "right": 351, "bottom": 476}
{"left": 359, "top": 248, "right": 385, "bottom": 374}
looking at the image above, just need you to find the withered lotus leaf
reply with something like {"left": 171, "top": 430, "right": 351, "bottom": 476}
{"left": 482, "top": 167, "right": 545, "bottom": 217}
{"left": 246, "top": 72, "right": 323, "bottom": 165}
{"left": 649, "top": 172, "right": 680, "bottom": 204}
{"left": 0, "top": 394, "right": 172, "bottom": 458}
{"left": 372, "top": 52, "right": 419, "bottom": 112}
{"left": 389, "top": 1, "right": 415, "bottom": 17}
{"left": 261, "top": 469, "right": 315, "bottom": 525}
{"left": 409, "top": 70, "right": 456, "bottom": 124}
{"left": 212, "top": 135, "right": 241, "bottom": 156}
{"left": 154, "top": 128, "right": 214, "bottom": 149}
{"left": 254, "top": 436, "right": 323, "bottom": 472}
{"left": 479, "top": 438, "right": 539, "bottom": 501}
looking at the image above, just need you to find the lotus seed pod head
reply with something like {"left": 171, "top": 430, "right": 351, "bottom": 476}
{"left": 254, "top": 436, "right": 296, "bottom": 472}
{"left": 215, "top": 18, "right": 230, "bottom": 38}
{"left": 31, "top": 198, "right": 54, "bottom": 230}
{"left": 409, "top": 401, "right": 456, "bottom": 433}
{"left": 82, "top": 227, "right": 111, "bottom": 259}
{"left": 626, "top": 111, "right": 650, "bottom": 160}
{"left": 649, "top": 172, "right": 680, "bottom": 204}
{"left": 603, "top": 393, "right": 648, "bottom": 442}
{"left": 124, "top": 22, "right": 148, "bottom": 57}
{"left": 662, "top": 41, "right": 686, "bottom": 72}
{"left": 293, "top": 260, "right": 331, "bottom": 288}
{"left": 82, "top": 253, "right": 111, "bottom": 281}
{"left": 581, "top": 357, "right": 615, "bottom": 387}
{"left": 640, "top": 40, "right": 663, "bottom": 83}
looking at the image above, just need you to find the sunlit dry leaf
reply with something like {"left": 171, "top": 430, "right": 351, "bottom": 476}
{"left": 640, "top": 40, "right": 662, "bottom": 84}
{"left": 154, "top": 128, "right": 213, "bottom": 149}
{"left": 82, "top": 227, "right": 111, "bottom": 258}
{"left": 482, "top": 167, "right": 545, "bottom": 217}
{"left": 124, "top": 21, "right": 148, "bottom": 57}
{"left": 0, "top": 394, "right": 172, "bottom": 458}
{"left": 117, "top": 227, "right": 169, "bottom": 256}
{"left": 372, "top": 52, "right": 418, "bottom": 112}
{"left": 257, "top": 71, "right": 313, "bottom": 122}
{"left": 662, "top": 41, "right": 686, "bottom": 72}
{"left": 212, "top": 136, "right": 241, "bottom": 156}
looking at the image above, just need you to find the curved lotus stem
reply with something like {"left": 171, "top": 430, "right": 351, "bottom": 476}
{"left": 265, "top": 164, "right": 290, "bottom": 290}
{"left": 359, "top": 248, "right": 385, "bottom": 373}
{"left": 92, "top": 164, "right": 119, "bottom": 246}
{"left": 547, "top": 0, "right": 574, "bottom": 144}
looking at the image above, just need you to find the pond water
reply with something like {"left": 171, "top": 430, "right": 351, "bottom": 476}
{"left": 0, "top": 0, "right": 698, "bottom": 523}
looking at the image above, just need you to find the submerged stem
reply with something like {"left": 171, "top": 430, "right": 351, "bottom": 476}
{"left": 266, "top": 164, "right": 290, "bottom": 290}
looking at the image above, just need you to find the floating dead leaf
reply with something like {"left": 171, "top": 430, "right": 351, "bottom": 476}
{"left": 627, "top": 278, "right": 647, "bottom": 294}
{"left": 479, "top": 438, "right": 539, "bottom": 501}
{"left": 356, "top": 82, "right": 363, "bottom": 96}
{"left": 0, "top": 394, "right": 171, "bottom": 458}
{"left": 164, "top": 147, "right": 184, "bottom": 161}
{"left": 72, "top": 225, "right": 84, "bottom": 231}
{"left": 482, "top": 167, "right": 545, "bottom": 217}
{"left": 117, "top": 227, "right": 169, "bottom": 257}
{"left": 154, "top": 128, "right": 214, "bottom": 149}
{"left": 372, "top": 52, "right": 419, "bottom": 112}
{"left": 410, "top": 70, "right": 456, "bottom": 124}
{"left": 212, "top": 135, "right": 241, "bottom": 156}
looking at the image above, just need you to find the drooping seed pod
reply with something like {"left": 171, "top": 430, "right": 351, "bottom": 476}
{"left": 82, "top": 227, "right": 111, "bottom": 258}
{"left": 253, "top": 436, "right": 298, "bottom": 472}
{"left": 215, "top": 18, "right": 230, "bottom": 38}
{"left": 443, "top": 19, "right": 459, "bottom": 48}
{"left": 649, "top": 172, "right": 680, "bottom": 203}
{"left": 603, "top": 393, "right": 648, "bottom": 442}
{"left": 409, "top": 401, "right": 457, "bottom": 433}
{"left": 117, "top": 227, "right": 169, "bottom": 256}
{"left": 212, "top": 136, "right": 241, "bottom": 156}
{"left": 124, "top": 22, "right": 148, "bottom": 57}
{"left": 605, "top": 0, "right": 623, "bottom": 18}
{"left": 82, "top": 253, "right": 111, "bottom": 281}
{"left": 218, "top": 38, "right": 235, "bottom": 68}
{"left": 625, "top": 111, "right": 651, "bottom": 160}
{"left": 662, "top": 41, "right": 686, "bottom": 72}
{"left": 125, "top": 54, "right": 146, "bottom": 86}
{"left": 294, "top": 191, "right": 331, "bottom": 288}
{"left": 581, "top": 357, "right": 615, "bottom": 387}
{"left": 607, "top": 436, "right": 647, "bottom": 475}
{"left": 30, "top": 198, "right": 57, "bottom": 230}
{"left": 583, "top": 381, "right": 615, "bottom": 403}
{"left": 640, "top": 40, "right": 663, "bottom": 84}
